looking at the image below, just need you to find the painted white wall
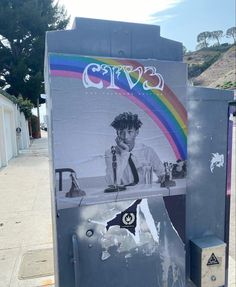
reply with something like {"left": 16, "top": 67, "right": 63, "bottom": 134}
{"left": 16, "top": 109, "right": 30, "bottom": 150}
{"left": 0, "top": 93, "right": 30, "bottom": 168}
{"left": 0, "top": 106, "right": 5, "bottom": 167}
{"left": 4, "top": 109, "right": 14, "bottom": 161}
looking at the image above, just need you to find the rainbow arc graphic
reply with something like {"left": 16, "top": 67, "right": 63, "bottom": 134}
{"left": 49, "top": 54, "right": 187, "bottom": 160}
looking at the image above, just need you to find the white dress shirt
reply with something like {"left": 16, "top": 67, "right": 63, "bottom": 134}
{"left": 105, "top": 143, "right": 165, "bottom": 185}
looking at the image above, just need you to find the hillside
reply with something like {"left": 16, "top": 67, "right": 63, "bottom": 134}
{"left": 184, "top": 44, "right": 236, "bottom": 90}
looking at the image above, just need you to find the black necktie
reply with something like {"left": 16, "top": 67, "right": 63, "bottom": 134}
{"left": 128, "top": 153, "right": 139, "bottom": 184}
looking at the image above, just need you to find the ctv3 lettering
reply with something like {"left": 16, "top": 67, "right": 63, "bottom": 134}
{"left": 82, "top": 63, "right": 164, "bottom": 91}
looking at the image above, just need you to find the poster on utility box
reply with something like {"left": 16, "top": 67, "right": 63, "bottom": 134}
{"left": 48, "top": 54, "right": 187, "bottom": 208}
{"left": 47, "top": 54, "right": 187, "bottom": 286}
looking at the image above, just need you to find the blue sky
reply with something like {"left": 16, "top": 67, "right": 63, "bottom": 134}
{"left": 155, "top": 0, "right": 236, "bottom": 50}
{"left": 59, "top": 0, "right": 235, "bottom": 51}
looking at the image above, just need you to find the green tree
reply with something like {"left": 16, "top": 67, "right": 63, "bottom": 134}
{"left": 182, "top": 45, "right": 187, "bottom": 55}
{"left": 0, "top": 0, "right": 69, "bottom": 106}
{"left": 197, "top": 31, "right": 211, "bottom": 48}
{"left": 211, "top": 30, "right": 223, "bottom": 46}
{"left": 226, "top": 27, "right": 236, "bottom": 43}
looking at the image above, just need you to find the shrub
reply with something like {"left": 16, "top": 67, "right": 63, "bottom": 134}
{"left": 188, "top": 53, "right": 221, "bottom": 78}
{"left": 217, "top": 81, "right": 236, "bottom": 89}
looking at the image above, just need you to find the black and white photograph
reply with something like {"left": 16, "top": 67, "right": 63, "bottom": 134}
{"left": 49, "top": 55, "right": 188, "bottom": 209}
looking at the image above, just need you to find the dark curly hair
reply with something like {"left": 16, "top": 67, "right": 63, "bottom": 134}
{"left": 111, "top": 112, "right": 143, "bottom": 130}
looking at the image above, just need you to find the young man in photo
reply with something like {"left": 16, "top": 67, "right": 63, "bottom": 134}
{"left": 105, "top": 112, "right": 165, "bottom": 186}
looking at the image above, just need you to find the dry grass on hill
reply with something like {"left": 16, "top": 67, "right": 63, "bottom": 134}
{"left": 184, "top": 45, "right": 236, "bottom": 89}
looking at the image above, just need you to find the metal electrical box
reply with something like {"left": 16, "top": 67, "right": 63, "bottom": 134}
{"left": 44, "top": 18, "right": 234, "bottom": 287}
{"left": 190, "top": 236, "right": 226, "bottom": 287}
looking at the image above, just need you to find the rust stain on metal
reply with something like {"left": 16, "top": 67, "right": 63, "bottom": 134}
{"left": 40, "top": 278, "right": 55, "bottom": 286}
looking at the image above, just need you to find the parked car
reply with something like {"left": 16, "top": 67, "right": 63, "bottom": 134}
{"left": 40, "top": 122, "right": 47, "bottom": 131}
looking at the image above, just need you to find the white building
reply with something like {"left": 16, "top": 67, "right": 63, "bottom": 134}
{"left": 0, "top": 91, "right": 30, "bottom": 168}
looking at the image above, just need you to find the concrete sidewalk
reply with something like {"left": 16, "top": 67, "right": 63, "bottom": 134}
{"left": 0, "top": 130, "right": 235, "bottom": 286}
{"left": 0, "top": 131, "right": 54, "bottom": 287}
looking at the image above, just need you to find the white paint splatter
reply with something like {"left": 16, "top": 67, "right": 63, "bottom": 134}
{"left": 101, "top": 250, "right": 111, "bottom": 261}
{"left": 90, "top": 219, "right": 107, "bottom": 226}
{"left": 125, "top": 253, "right": 132, "bottom": 259}
{"left": 210, "top": 153, "right": 224, "bottom": 173}
{"left": 82, "top": 199, "right": 161, "bottom": 260}
{"left": 139, "top": 199, "right": 160, "bottom": 244}
{"left": 132, "top": 202, "right": 141, "bottom": 244}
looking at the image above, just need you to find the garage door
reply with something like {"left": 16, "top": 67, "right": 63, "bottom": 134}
{"left": 4, "top": 110, "right": 14, "bottom": 161}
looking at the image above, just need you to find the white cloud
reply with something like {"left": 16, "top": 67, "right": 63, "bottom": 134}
{"left": 150, "top": 14, "right": 177, "bottom": 23}
{"left": 58, "top": 0, "right": 183, "bottom": 25}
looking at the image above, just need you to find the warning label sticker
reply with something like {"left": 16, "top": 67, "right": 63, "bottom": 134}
{"left": 207, "top": 253, "right": 220, "bottom": 266}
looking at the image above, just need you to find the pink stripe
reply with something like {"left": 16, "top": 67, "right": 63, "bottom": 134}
{"left": 51, "top": 70, "right": 103, "bottom": 85}
{"left": 52, "top": 70, "right": 82, "bottom": 78}
{"left": 51, "top": 69, "right": 181, "bottom": 159}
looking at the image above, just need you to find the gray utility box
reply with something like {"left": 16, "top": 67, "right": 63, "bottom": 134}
{"left": 44, "top": 17, "right": 234, "bottom": 287}
{"left": 190, "top": 236, "right": 226, "bottom": 287}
